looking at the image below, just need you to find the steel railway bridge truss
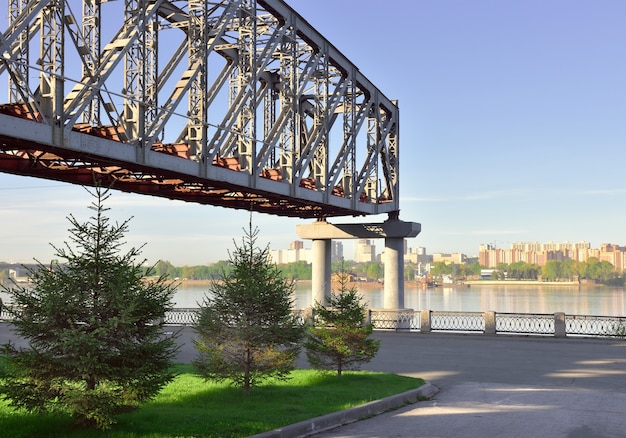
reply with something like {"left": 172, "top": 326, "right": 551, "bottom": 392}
{"left": 0, "top": 0, "right": 400, "bottom": 218}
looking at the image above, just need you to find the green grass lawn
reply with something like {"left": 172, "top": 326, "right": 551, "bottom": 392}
{"left": 0, "top": 364, "right": 424, "bottom": 438}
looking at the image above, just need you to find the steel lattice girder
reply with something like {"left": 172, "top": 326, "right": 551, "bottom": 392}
{"left": 0, "top": 0, "right": 401, "bottom": 219}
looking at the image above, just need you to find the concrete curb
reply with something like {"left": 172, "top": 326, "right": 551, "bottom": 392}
{"left": 250, "top": 382, "right": 440, "bottom": 438}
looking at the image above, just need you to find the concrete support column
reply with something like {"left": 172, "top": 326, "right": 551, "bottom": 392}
{"left": 297, "top": 218, "right": 420, "bottom": 311}
{"left": 312, "top": 239, "right": 331, "bottom": 306}
{"left": 384, "top": 237, "right": 404, "bottom": 309}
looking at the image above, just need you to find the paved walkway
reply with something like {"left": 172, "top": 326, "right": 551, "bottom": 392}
{"left": 311, "top": 332, "right": 626, "bottom": 438}
{"left": 3, "top": 324, "right": 626, "bottom": 437}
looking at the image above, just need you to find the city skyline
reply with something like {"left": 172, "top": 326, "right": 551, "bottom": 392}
{"left": 269, "top": 239, "right": 626, "bottom": 268}
{"left": 2, "top": 0, "right": 626, "bottom": 265}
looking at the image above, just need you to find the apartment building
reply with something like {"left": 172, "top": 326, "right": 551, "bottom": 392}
{"left": 354, "top": 239, "right": 377, "bottom": 263}
{"left": 479, "top": 241, "right": 626, "bottom": 271}
{"left": 269, "top": 240, "right": 344, "bottom": 264}
{"left": 433, "top": 253, "right": 466, "bottom": 264}
{"left": 406, "top": 246, "right": 431, "bottom": 264}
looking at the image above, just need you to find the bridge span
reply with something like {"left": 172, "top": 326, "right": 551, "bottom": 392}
{"left": 0, "top": 0, "right": 400, "bottom": 218}
{"left": 0, "top": 0, "right": 419, "bottom": 307}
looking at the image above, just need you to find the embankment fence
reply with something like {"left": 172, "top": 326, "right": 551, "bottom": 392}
{"left": 368, "top": 309, "right": 626, "bottom": 338}
{"left": 2, "top": 307, "right": 625, "bottom": 338}
{"left": 145, "top": 308, "right": 626, "bottom": 338}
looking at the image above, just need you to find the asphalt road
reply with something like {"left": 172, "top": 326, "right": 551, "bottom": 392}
{"left": 309, "top": 332, "right": 626, "bottom": 438}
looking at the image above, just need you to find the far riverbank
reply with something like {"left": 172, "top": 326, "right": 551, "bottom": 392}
{"left": 177, "top": 279, "right": 604, "bottom": 288}
{"left": 464, "top": 280, "right": 585, "bottom": 287}
{"left": 176, "top": 278, "right": 385, "bottom": 291}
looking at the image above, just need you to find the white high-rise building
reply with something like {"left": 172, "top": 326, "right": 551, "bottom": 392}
{"left": 269, "top": 241, "right": 313, "bottom": 264}
{"left": 354, "top": 239, "right": 376, "bottom": 263}
{"left": 331, "top": 241, "right": 344, "bottom": 261}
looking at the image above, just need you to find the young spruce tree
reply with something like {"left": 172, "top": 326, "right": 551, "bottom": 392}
{"left": 193, "top": 220, "right": 304, "bottom": 394}
{"left": 305, "top": 270, "right": 380, "bottom": 376}
{"left": 0, "top": 185, "right": 179, "bottom": 429}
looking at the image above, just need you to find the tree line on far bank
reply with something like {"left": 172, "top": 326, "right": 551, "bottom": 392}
{"left": 152, "top": 259, "right": 387, "bottom": 282}
{"left": 154, "top": 258, "right": 625, "bottom": 286}
{"left": 430, "top": 259, "right": 625, "bottom": 286}
{"left": 6, "top": 257, "right": 622, "bottom": 287}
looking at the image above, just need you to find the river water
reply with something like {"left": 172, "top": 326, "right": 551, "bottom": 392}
{"left": 173, "top": 282, "right": 626, "bottom": 317}
{"left": 2, "top": 282, "right": 623, "bottom": 317}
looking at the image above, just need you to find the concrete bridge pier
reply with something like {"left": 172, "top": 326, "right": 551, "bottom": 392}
{"left": 311, "top": 239, "right": 332, "bottom": 306}
{"left": 296, "top": 215, "right": 421, "bottom": 309}
{"left": 384, "top": 237, "right": 405, "bottom": 309}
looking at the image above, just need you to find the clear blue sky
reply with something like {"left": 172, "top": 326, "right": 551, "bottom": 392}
{"left": 1, "top": 0, "right": 626, "bottom": 265}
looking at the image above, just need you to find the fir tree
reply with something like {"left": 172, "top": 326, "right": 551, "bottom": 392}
{"left": 0, "top": 185, "right": 179, "bottom": 429}
{"left": 305, "top": 270, "right": 380, "bottom": 376}
{"left": 193, "top": 220, "right": 304, "bottom": 394}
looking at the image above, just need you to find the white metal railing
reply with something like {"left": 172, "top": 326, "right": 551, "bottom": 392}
{"left": 431, "top": 311, "right": 485, "bottom": 332}
{"left": 496, "top": 312, "right": 555, "bottom": 335}
{"left": 565, "top": 315, "right": 626, "bottom": 337}
{"left": 165, "top": 308, "right": 199, "bottom": 326}
{"left": 368, "top": 309, "right": 626, "bottom": 338}
{"left": 2, "top": 307, "right": 626, "bottom": 338}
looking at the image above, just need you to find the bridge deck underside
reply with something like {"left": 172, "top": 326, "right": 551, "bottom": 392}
{"left": 0, "top": 128, "right": 362, "bottom": 219}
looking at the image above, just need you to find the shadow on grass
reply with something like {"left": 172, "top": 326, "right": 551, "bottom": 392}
{"left": 0, "top": 365, "right": 424, "bottom": 438}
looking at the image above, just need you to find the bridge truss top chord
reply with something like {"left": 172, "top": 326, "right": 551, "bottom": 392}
{"left": 0, "top": 0, "right": 400, "bottom": 219}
